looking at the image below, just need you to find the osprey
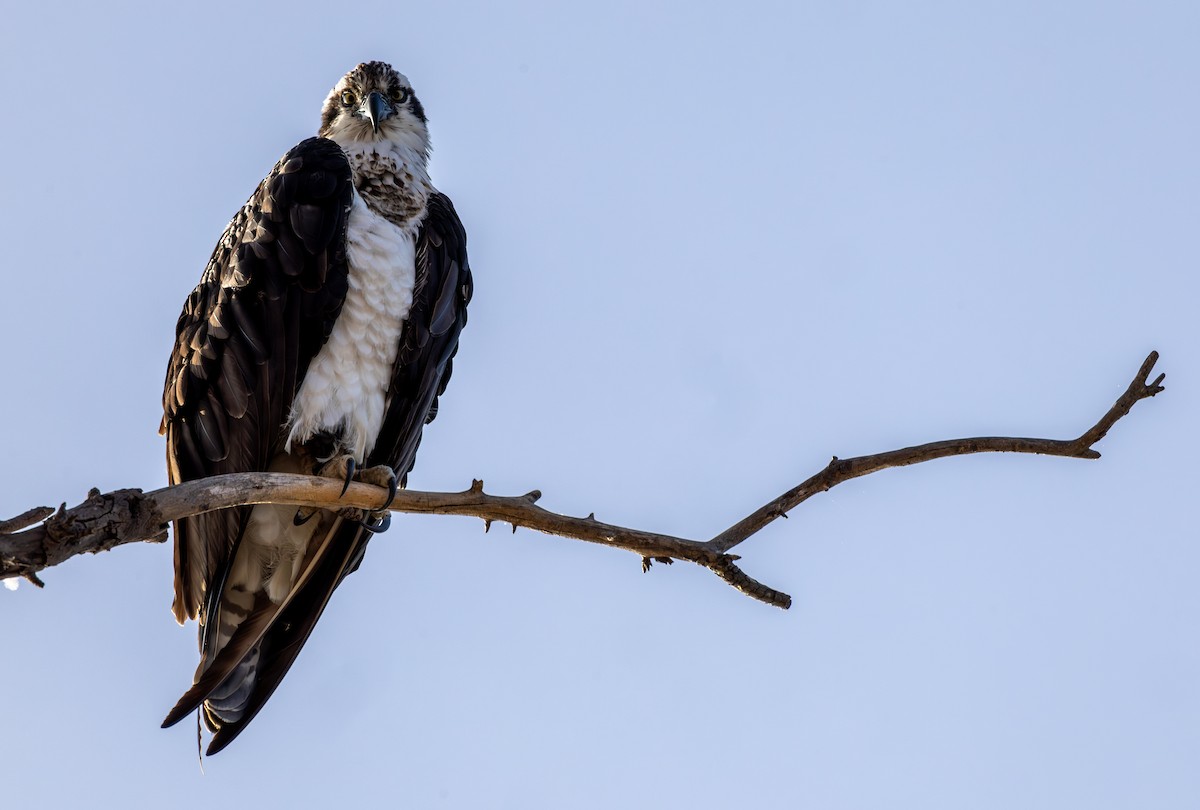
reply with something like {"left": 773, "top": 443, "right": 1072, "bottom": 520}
{"left": 160, "top": 62, "right": 471, "bottom": 754}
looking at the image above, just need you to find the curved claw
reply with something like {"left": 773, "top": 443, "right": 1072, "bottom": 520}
{"left": 293, "top": 508, "right": 317, "bottom": 527}
{"left": 380, "top": 471, "right": 399, "bottom": 511}
{"left": 340, "top": 458, "right": 357, "bottom": 498}
{"left": 360, "top": 513, "right": 391, "bottom": 534}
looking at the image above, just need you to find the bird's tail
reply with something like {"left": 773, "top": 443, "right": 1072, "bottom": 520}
{"left": 163, "top": 513, "right": 369, "bottom": 754}
{"left": 201, "top": 620, "right": 265, "bottom": 730}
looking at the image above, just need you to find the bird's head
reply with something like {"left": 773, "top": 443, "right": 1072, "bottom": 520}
{"left": 319, "top": 62, "right": 429, "bottom": 157}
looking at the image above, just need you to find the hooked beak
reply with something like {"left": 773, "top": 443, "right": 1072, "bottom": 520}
{"left": 363, "top": 91, "right": 391, "bottom": 134}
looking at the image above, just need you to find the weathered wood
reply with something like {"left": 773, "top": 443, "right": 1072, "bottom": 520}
{"left": 0, "top": 352, "right": 1166, "bottom": 607}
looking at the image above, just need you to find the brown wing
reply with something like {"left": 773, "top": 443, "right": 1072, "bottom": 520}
{"left": 162, "top": 137, "right": 354, "bottom": 625}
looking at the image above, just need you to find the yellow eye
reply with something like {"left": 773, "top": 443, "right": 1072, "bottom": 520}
{"left": 340, "top": 90, "right": 357, "bottom": 106}
{"left": 390, "top": 87, "right": 408, "bottom": 103}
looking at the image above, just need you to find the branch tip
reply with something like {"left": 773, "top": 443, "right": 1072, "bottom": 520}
{"left": 469, "top": 479, "right": 484, "bottom": 494}
{"left": 708, "top": 557, "right": 791, "bottom": 609}
{"left": 523, "top": 490, "right": 542, "bottom": 503}
{"left": 1134, "top": 353, "right": 1165, "bottom": 395}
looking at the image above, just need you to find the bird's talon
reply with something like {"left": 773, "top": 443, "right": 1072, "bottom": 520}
{"left": 340, "top": 458, "right": 357, "bottom": 497}
{"left": 355, "top": 464, "right": 399, "bottom": 511}
{"left": 382, "top": 474, "right": 398, "bottom": 511}
{"left": 360, "top": 513, "right": 391, "bottom": 533}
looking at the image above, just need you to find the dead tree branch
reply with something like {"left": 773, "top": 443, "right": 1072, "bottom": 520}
{"left": 0, "top": 352, "right": 1166, "bottom": 608}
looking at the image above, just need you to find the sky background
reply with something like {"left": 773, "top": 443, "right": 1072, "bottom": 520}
{"left": 1, "top": 1, "right": 1196, "bottom": 807}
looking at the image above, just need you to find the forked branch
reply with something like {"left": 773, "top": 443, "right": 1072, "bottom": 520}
{"left": 0, "top": 352, "right": 1166, "bottom": 608}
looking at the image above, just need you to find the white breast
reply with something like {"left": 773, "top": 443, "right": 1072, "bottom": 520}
{"left": 285, "top": 189, "right": 416, "bottom": 461}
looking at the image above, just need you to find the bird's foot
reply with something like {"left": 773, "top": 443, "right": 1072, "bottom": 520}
{"left": 356, "top": 465, "right": 399, "bottom": 510}
{"left": 338, "top": 509, "right": 391, "bottom": 533}
{"left": 334, "top": 504, "right": 392, "bottom": 533}
{"left": 324, "top": 461, "right": 398, "bottom": 533}
{"left": 314, "top": 454, "right": 358, "bottom": 496}
{"left": 293, "top": 454, "right": 359, "bottom": 526}
{"left": 351, "top": 464, "right": 397, "bottom": 531}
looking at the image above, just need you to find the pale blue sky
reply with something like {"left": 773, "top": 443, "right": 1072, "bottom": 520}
{"left": 1, "top": 1, "right": 1196, "bottom": 807}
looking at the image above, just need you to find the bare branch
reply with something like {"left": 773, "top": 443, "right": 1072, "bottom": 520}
{"left": 708, "top": 351, "right": 1166, "bottom": 554}
{"left": 0, "top": 352, "right": 1165, "bottom": 609}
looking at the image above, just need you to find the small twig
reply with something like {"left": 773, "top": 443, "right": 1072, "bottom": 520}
{"left": 708, "top": 351, "right": 1166, "bottom": 554}
{"left": 0, "top": 352, "right": 1165, "bottom": 609}
{"left": 1072, "top": 350, "right": 1166, "bottom": 450}
{"left": 708, "top": 557, "right": 792, "bottom": 609}
{"left": 0, "top": 506, "right": 55, "bottom": 535}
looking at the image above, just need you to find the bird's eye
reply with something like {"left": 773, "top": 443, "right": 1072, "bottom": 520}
{"left": 340, "top": 90, "right": 357, "bottom": 106}
{"left": 390, "top": 87, "right": 408, "bottom": 103}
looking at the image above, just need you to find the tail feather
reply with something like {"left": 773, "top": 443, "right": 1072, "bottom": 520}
{"left": 162, "top": 513, "right": 370, "bottom": 754}
{"left": 204, "top": 520, "right": 368, "bottom": 755}
{"left": 204, "top": 644, "right": 261, "bottom": 727}
{"left": 162, "top": 599, "right": 276, "bottom": 728}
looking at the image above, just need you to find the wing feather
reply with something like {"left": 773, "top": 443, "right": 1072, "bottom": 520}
{"left": 162, "top": 137, "right": 354, "bottom": 623}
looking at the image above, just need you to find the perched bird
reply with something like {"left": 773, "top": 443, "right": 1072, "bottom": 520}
{"left": 160, "top": 62, "right": 472, "bottom": 755}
